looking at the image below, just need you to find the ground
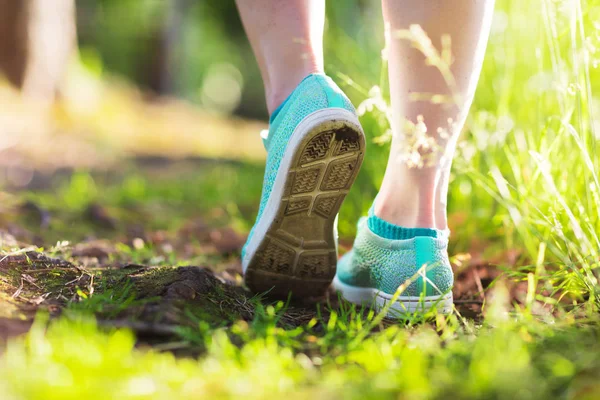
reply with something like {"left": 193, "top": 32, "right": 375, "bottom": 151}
{"left": 1, "top": 154, "right": 599, "bottom": 400}
{"left": 0, "top": 157, "right": 490, "bottom": 341}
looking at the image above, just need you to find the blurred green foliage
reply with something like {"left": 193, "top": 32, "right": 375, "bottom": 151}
{"left": 75, "top": 0, "right": 382, "bottom": 118}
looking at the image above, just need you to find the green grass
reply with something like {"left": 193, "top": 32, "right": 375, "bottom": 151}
{"left": 6, "top": 160, "right": 263, "bottom": 245}
{"left": 2, "top": 0, "right": 600, "bottom": 399}
{"left": 2, "top": 297, "right": 600, "bottom": 399}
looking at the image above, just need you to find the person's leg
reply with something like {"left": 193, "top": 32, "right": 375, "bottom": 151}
{"left": 235, "top": 0, "right": 325, "bottom": 114}
{"left": 376, "top": 0, "right": 495, "bottom": 230}
{"left": 236, "top": 1, "right": 366, "bottom": 297}
{"left": 334, "top": 0, "right": 494, "bottom": 316}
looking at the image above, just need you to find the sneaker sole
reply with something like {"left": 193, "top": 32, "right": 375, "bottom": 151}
{"left": 243, "top": 108, "right": 365, "bottom": 298}
{"left": 332, "top": 276, "right": 454, "bottom": 316}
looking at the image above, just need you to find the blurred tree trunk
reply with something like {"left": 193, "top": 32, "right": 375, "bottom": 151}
{"left": 148, "top": 0, "right": 189, "bottom": 95}
{"left": 0, "top": 0, "right": 76, "bottom": 103}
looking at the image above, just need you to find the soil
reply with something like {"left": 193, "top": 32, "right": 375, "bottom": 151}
{"left": 0, "top": 159, "right": 508, "bottom": 350}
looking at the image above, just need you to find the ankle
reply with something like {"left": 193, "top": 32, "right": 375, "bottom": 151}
{"left": 373, "top": 198, "right": 437, "bottom": 230}
{"left": 265, "top": 66, "right": 322, "bottom": 115}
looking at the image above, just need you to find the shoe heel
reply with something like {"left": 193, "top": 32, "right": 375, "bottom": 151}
{"left": 244, "top": 109, "right": 365, "bottom": 298}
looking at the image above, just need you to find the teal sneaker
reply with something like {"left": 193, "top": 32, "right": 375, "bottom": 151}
{"left": 243, "top": 73, "right": 366, "bottom": 297}
{"left": 333, "top": 218, "right": 454, "bottom": 315}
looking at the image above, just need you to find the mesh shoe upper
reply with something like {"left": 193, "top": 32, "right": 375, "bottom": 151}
{"left": 337, "top": 218, "right": 454, "bottom": 296}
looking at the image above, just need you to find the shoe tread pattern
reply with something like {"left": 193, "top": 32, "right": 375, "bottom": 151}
{"left": 245, "top": 121, "right": 365, "bottom": 298}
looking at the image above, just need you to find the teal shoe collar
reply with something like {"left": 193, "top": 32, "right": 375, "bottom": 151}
{"left": 262, "top": 73, "right": 329, "bottom": 151}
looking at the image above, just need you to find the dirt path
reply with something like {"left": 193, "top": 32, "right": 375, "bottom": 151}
{"left": 0, "top": 159, "right": 499, "bottom": 350}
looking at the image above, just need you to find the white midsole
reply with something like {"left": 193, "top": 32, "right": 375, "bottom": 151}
{"left": 332, "top": 275, "right": 454, "bottom": 316}
{"left": 242, "top": 108, "right": 363, "bottom": 273}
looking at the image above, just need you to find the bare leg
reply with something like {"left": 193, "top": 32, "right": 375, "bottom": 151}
{"left": 377, "top": 0, "right": 495, "bottom": 230}
{"left": 235, "top": 0, "right": 325, "bottom": 114}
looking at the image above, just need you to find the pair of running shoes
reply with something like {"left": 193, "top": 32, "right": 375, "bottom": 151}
{"left": 241, "top": 74, "right": 453, "bottom": 317}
